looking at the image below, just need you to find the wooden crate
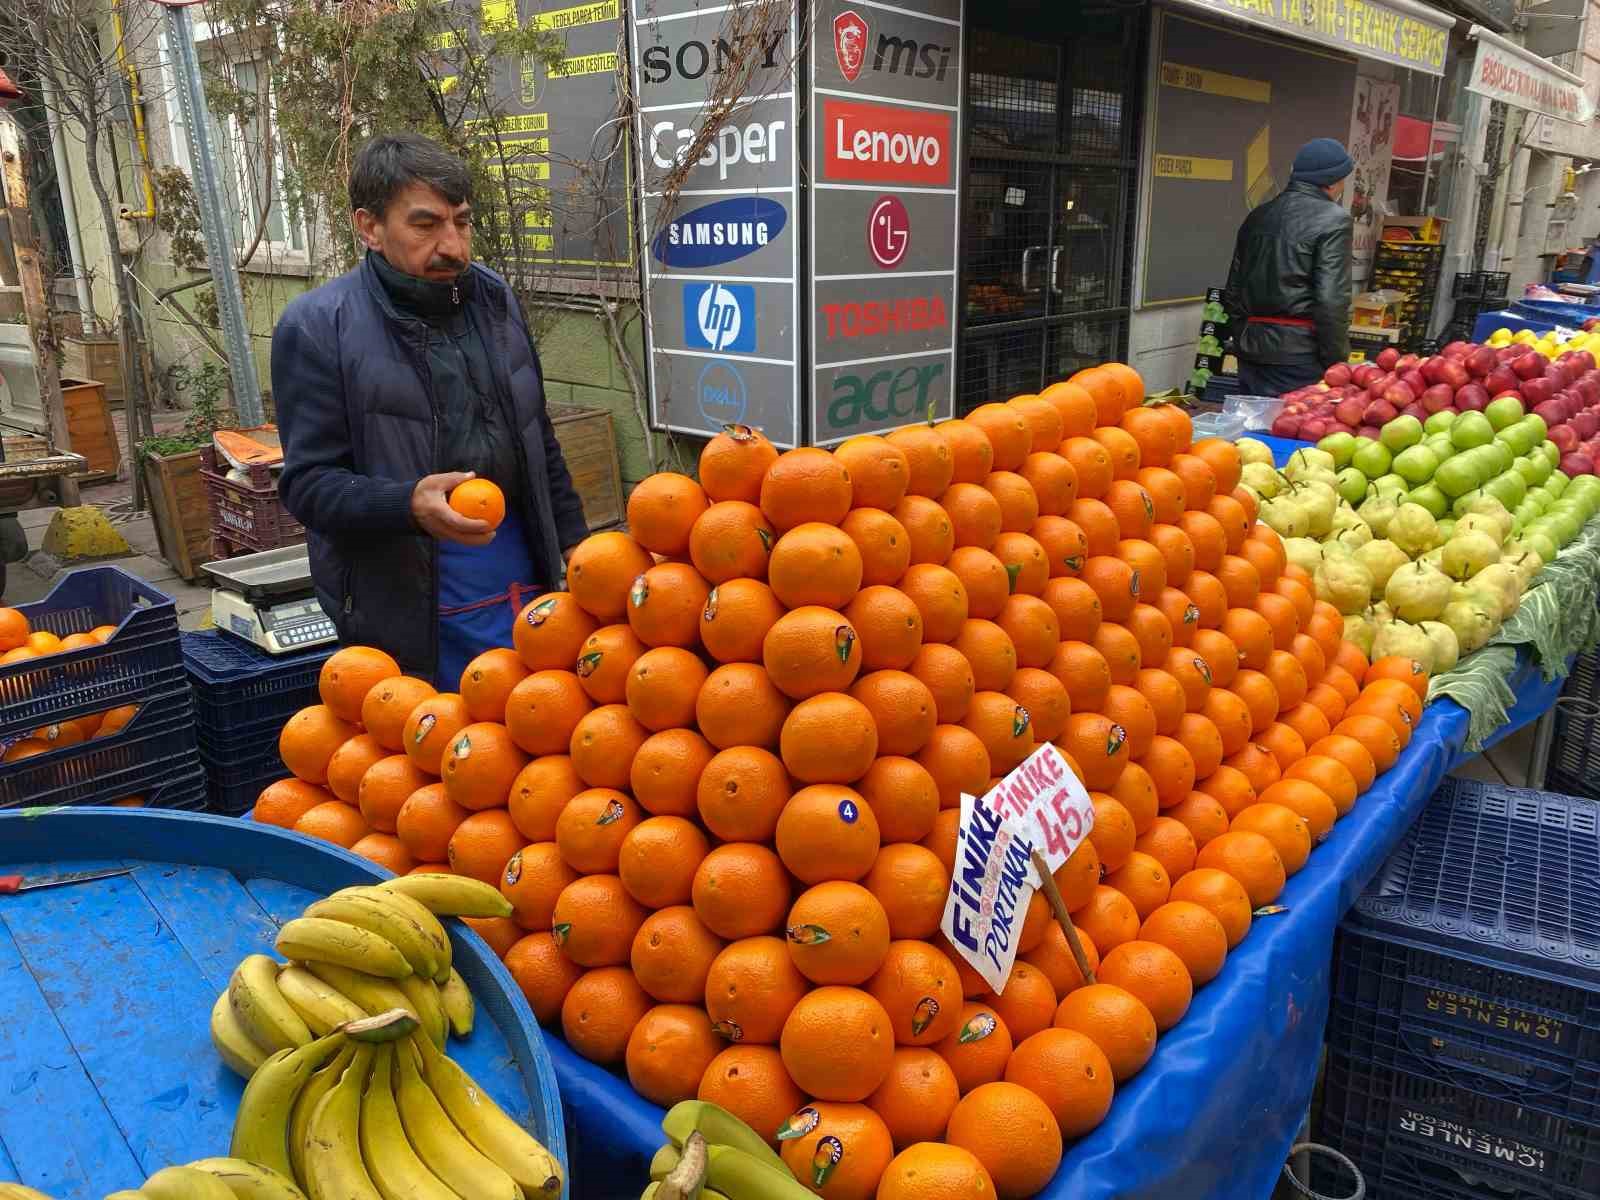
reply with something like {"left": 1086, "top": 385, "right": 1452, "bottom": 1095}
{"left": 549, "top": 402, "right": 623, "bottom": 531}
{"left": 60, "top": 337, "right": 142, "bottom": 406}
{"left": 142, "top": 447, "right": 212, "bottom": 580}
{"left": 60, "top": 377, "right": 120, "bottom": 478}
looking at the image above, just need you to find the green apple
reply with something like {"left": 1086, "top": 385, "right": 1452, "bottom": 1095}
{"left": 1525, "top": 528, "right": 1559, "bottom": 562}
{"left": 1424, "top": 410, "right": 1458, "bottom": 434}
{"left": 1484, "top": 395, "right": 1525, "bottom": 430}
{"left": 1381, "top": 415, "right": 1425, "bottom": 452}
{"left": 1352, "top": 440, "right": 1394, "bottom": 480}
{"left": 1317, "top": 432, "right": 1358, "bottom": 469}
{"left": 1435, "top": 455, "right": 1483, "bottom": 499}
{"left": 1546, "top": 471, "right": 1572, "bottom": 499}
{"left": 1407, "top": 482, "right": 1450, "bottom": 519}
{"left": 1393, "top": 445, "right": 1439, "bottom": 486}
{"left": 1541, "top": 441, "right": 1562, "bottom": 469}
{"left": 1545, "top": 508, "right": 1582, "bottom": 545}
{"left": 1335, "top": 466, "right": 1368, "bottom": 505}
{"left": 1566, "top": 473, "right": 1600, "bottom": 502}
{"left": 1523, "top": 413, "right": 1548, "bottom": 443}
{"left": 1515, "top": 456, "right": 1551, "bottom": 487}
{"left": 1527, "top": 485, "right": 1555, "bottom": 509}
{"left": 1423, "top": 433, "right": 1456, "bottom": 461}
{"left": 1481, "top": 441, "right": 1514, "bottom": 476}
{"left": 1372, "top": 472, "right": 1410, "bottom": 500}
{"left": 1514, "top": 499, "right": 1544, "bottom": 526}
{"left": 1450, "top": 411, "right": 1495, "bottom": 450}
{"left": 1483, "top": 471, "right": 1527, "bottom": 511}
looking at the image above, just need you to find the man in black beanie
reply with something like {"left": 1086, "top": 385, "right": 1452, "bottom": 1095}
{"left": 1223, "top": 137, "right": 1355, "bottom": 396}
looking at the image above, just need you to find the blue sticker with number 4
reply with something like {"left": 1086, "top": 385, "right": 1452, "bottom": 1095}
{"left": 838, "top": 800, "right": 858, "bottom": 824}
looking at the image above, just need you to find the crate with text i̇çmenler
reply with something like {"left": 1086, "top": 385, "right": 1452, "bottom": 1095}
{"left": 1328, "top": 777, "right": 1600, "bottom": 1132}
{"left": 0, "top": 681, "right": 205, "bottom": 810}
{"left": 198, "top": 447, "right": 304, "bottom": 554}
{"left": 0, "top": 566, "right": 184, "bottom": 740}
{"left": 182, "top": 630, "right": 333, "bottom": 815}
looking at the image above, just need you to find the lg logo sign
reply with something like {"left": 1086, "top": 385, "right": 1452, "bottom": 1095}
{"left": 868, "top": 197, "right": 909, "bottom": 269}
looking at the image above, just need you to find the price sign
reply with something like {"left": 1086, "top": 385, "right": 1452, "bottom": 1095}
{"left": 939, "top": 744, "right": 1096, "bottom": 995}
{"left": 987, "top": 743, "right": 1096, "bottom": 878}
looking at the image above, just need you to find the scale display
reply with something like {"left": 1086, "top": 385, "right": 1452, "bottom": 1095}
{"left": 213, "top": 589, "right": 339, "bottom": 655}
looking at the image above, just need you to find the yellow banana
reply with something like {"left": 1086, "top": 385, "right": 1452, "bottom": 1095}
{"left": 185, "top": 1157, "right": 309, "bottom": 1200}
{"left": 229, "top": 955, "right": 314, "bottom": 1053}
{"left": 359, "top": 1045, "right": 461, "bottom": 1200}
{"left": 411, "top": 1032, "right": 562, "bottom": 1195}
{"left": 305, "top": 893, "right": 441, "bottom": 980}
{"left": 332, "top": 886, "right": 452, "bottom": 973}
{"left": 302, "top": 961, "right": 419, "bottom": 1021}
{"left": 661, "top": 1100, "right": 786, "bottom": 1173}
{"left": 440, "top": 968, "right": 474, "bottom": 1037}
{"left": 379, "top": 873, "right": 512, "bottom": 918}
{"left": 289, "top": 1044, "right": 354, "bottom": 1190}
{"left": 139, "top": 1166, "right": 237, "bottom": 1200}
{"left": 212, "top": 989, "right": 271, "bottom": 1079}
{"left": 275, "top": 965, "right": 369, "bottom": 1036}
{"left": 397, "top": 974, "right": 448, "bottom": 1049}
{"left": 103, "top": 1193, "right": 146, "bottom": 1199}
{"left": 230, "top": 1031, "right": 348, "bottom": 1183}
{"left": 302, "top": 1046, "right": 382, "bottom": 1200}
{"left": 655, "top": 1131, "right": 707, "bottom": 1200}
{"left": 650, "top": 1143, "right": 680, "bottom": 1180}
{"left": 0, "top": 1186, "right": 58, "bottom": 1200}
{"left": 275, "top": 916, "right": 413, "bottom": 979}
{"left": 393, "top": 1037, "right": 524, "bottom": 1200}
{"left": 346, "top": 1009, "right": 423, "bottom": 1043}
{"left": 705, "top": 1144, "right": 812, "bottom": 1199}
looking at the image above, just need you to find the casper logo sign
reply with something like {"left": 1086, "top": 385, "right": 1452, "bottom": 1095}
{"left": 648, "top": 114, "right": 787, "bottom": 181}
{"left": 824, "top": 99, "right": 952, "bottom": 187}
{"left": 653, "top": 197, "right": 788, "bottom": 268}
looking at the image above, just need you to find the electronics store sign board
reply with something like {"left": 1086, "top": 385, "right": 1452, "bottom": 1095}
{"left": 1165, "top": 0, "right": 1450, "bottom": 76}
{"left": 809, "top": 0, "right": 963, "bottom": 445}
{"left": 630, "top": 0, "right": 800, "bottom": 447}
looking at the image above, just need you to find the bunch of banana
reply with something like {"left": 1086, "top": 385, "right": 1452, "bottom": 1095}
{"left": 0, "top": 1156, "right": 308, "bottom": 1200}
{"left": 210, "top": 874, "right": 507, "bottom": 1077}
{"left": 641, "top": 1102, "right": 810, "bottom": 1200}
{"left": 225, "top": 1007, "right": 562, "bottom": 1199}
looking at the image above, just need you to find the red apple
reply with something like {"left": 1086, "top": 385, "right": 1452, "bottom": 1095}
{"left": 1400, "top": 402, "right": 1427, "bottom": 421}
{"left": 1395, "top": 353, "right": 1421, "bottom": 373}
{"left": 1484, "top": 365, "right": 1519, "bottom": 396}
{"left": 1466, "top": 346, "right": 1499, "bottom": 377}
{"left": 1512, "top": 353, "right": 1546, "bottom": 380}
{"left": 1335, "top": 397, "right": 1366, "bottom": 427}
{"left": 1300, "top": 417, "right": 1332, "bottom": 440}
{"left": 1357, "top": 425, "right": 1383, "bottom": 440}
{"left": 1560, "top": 451, "right": 1594, "bottom": 475}
{"left": 1442, "top": 341, "right": 1473, "bottom": 359}
{"left": 1419, "top": 357, "right": 1447, "bottom": 386}
{"left": 1323, "top": 363, "right": 1353, "bottom": 387}
{"left": 1376, "top": 347, "right": 1401, "bottom": 370}
{"left": 1521, "top": 376, "right": 1556, "bottom": 407}
{"left": 1383, "top": 382, "right": 1416, "bottom": 407}
{"left": 1420, "top": 384, "right": 1455, "bottom": 413}
{"left": 1270, "top": 413, "right": 1303, "bottom": 438}
{"left": 1352, "top": 364, "right": 1383, "bottom": 389}
{"left": 1574, "top": 350, "right": 1596, "bottom": 373}
{"left": 1574, "top": 411, "right": 1599, "bottom": 439}
{"left": 1455, "top": 383, "right": 1490, "bottom": 412}
{"left": 1497, "top": 345, "right": 1524, "bottom": 362}
{"left": 1400, "top": 368, "right": 1427, "bottom": 396}
{"left": 1365, "top": 398, "right": 1399, "bottom": 424}
{"left": 1550, "top": 424, "right": 1579, "bottom": 452}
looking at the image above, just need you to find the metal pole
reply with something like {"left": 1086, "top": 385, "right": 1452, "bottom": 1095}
{"left": 160, "top": 0, "right": 264, "bottom": 426}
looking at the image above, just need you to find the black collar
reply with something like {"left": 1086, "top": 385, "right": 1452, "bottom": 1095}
{"left": 368, "top": 250, "right": 475, "bottom": 321}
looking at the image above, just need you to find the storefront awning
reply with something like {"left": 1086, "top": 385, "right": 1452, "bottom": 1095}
{"left": 1466, "top": 25, "right": 1594, "bottom": 125}
{"left": 1160, "top": 0, "right": 1451, "bottom": 75}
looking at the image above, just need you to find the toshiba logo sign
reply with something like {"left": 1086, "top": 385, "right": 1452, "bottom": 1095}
{"left": 822, "top": 98, "right": 952, "bottom": 187}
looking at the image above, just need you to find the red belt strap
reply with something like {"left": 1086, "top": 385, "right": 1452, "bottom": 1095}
{"left": 1247, "top": 316, "right": 1315, "bottom": 328}
{"left": 439, "top": 581, "right": 537, "bottom": 618}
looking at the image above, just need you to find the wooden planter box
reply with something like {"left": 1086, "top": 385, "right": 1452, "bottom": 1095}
{"left": 61, "top": 336, "right": 142, "bottom": 407}
{"left": 549, "top": 402, "right": 623, "bottom": 531}
{"left": 141, "top": 447, "right": 212, "bottom": 580}
{"left": 59, "top": 377, "right": 121, "bottom": 480}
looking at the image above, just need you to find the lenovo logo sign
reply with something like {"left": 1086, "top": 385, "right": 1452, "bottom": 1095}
{"left": 823, "top": 98, "right": 952, "bottom": 186}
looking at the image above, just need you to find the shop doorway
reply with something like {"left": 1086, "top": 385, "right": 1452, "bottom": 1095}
{"left": 957, "top": 6, "right": 1143, "bottom": 411}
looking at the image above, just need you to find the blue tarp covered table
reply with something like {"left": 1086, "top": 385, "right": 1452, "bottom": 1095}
{"left": 552, "top": 428, "right": 1571, "bottom": 1199}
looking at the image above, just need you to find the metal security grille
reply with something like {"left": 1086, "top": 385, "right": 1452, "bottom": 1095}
{"left": 1472, "top": 101, "right": 1508, "bottom": 274}
{"left": 959, "top": 8, "right": 1142, "bottom": 412}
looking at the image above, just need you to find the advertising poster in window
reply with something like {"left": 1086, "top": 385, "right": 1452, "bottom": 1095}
{"left": 1344, "top": 77, "right": 1400, "bottom": 289}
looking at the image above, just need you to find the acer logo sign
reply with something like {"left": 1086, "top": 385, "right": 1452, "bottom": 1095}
{"left": 824, "top": 99, "right": 952, "bottom": 186}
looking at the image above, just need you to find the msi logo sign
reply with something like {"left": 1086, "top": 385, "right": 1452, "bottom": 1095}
{"left": 834, "top": 10, "right": 868, "bottom": 82}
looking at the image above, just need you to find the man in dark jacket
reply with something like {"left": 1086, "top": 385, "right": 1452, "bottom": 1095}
{"left": 274, "top": 134, "right": 588, "bottom": 687}
{"left": 1224, "top": 138, "right": 1355, "bottom": 396}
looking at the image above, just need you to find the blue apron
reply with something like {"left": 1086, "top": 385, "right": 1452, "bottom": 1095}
{"left": 436, "top": 508, "right": 540, "bottom": 691}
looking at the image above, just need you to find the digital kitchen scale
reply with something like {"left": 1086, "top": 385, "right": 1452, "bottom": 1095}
{"left": 201, "top": 545, "right": 340, "bottom": 654}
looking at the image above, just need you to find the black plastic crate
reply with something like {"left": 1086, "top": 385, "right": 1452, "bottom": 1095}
{"left": 1318, "top": 1051, "right": 1600, "bottom": 1200}
{"left": 1330, "top": 778, "right": 1600, "bottom": 1126}
{"left": 1454, "top": 271, "right": 1511, "bottom": 301}
{"left": 1547, "top": 650, "right": 1600, "bottom": 801}
{"left": 0, "top": 683, "right": 204, "bottom": 809}
{"left": 182, "top": 630, "right": 333, "bottom": 733}
{"left": 0, "top": 566, "right": 184, "bottom": 738}
{"left": 204, "top": 749, "right": 290, "bottom": 817}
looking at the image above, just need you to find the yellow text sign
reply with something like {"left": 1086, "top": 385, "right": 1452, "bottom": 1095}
{"left": 526, "top": 0, "right": 620, "bottom": 31}
{"left": 1160, "top": 61, "right": 1270, "bottom": 103}
{"left": 1155, "top": 155, "right": 1234, "bottom": 181}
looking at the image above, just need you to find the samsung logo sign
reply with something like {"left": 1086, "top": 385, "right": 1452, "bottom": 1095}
{"left": 653, "top": 197, "right": 788, "bottom": 267}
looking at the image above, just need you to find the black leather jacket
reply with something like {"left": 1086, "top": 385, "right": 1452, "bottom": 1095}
{"left": 1223, "top": 180, "right": 1353, "bottom": 367}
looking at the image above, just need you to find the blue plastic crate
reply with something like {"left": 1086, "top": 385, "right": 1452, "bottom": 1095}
{"left": 1329, "top": 777, "right": 1600, "bottom": 1126}
{"left": 182, "top": 630, "right": 332, "bottom": 733}
{"left": 0, "top": 683, "right": 203, "bottom": 809}
{"left": 0, "top": 566, "right": 184, "bottom": 739}
{"left": 1547, "top": 650, "right": 1600, "bottom": 801}
{"left": 1318, "top": 1050, "right": 1600, "bottom": 1200}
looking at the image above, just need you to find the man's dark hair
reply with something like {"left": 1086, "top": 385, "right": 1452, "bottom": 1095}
{"left": 349, "top": 133, "right": 473, "bottom": 216}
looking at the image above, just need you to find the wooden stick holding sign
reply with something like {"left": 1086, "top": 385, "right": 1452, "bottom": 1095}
{"left": 1030, "top": 848, "right": 1096, "bottom": 985}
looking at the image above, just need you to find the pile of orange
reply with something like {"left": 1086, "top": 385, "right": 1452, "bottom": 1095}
{"left": 255, "top": 363, "right": 1429, "bottom": 1200}
{"left": 0, "top": 606, "right": 137, "bottom": 766}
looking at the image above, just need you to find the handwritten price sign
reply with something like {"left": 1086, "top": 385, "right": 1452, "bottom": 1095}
{"left": 939, "top": 744, "right": 1095, "bottom": 994}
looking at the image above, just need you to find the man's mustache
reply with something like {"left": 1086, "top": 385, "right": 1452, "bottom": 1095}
{"left": 428, "top": 257, "right": 466, "bottom": 273}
